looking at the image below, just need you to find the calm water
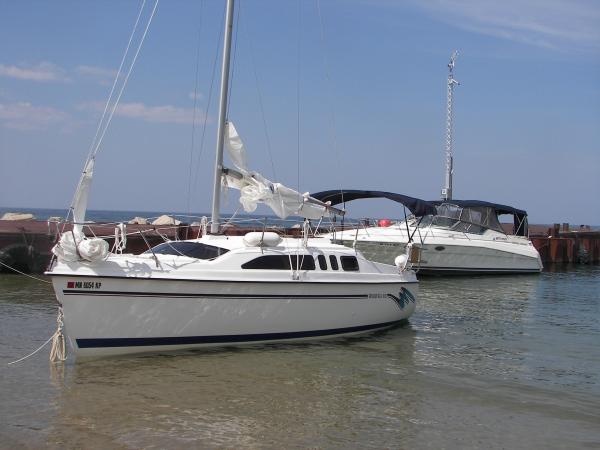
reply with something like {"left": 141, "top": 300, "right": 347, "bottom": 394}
{"left": 1, "top": 267, "right": 599, "bottom": 449}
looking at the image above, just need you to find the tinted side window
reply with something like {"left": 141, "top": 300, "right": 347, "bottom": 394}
{"left": 329, "top": 255, "right": 339, "bottom": 270}
{"left": 317, "top": 255, "right": 327, "bottom": 270}
{"left": 145, "top": 242, "right": 228, "bottom": 259}
{"left": 242, "top": 255, "right": 289, "bottom": 270}
{"left": 242, "top": 255, "right": 315, "bottom": 270}
{"left": 340, "top": 256, "right": 359, "bottom": 271}
{"left": 295, "top": 256, "right": 316, "bottom": 270}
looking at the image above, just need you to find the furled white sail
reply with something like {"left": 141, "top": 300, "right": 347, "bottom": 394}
{"left": 72, "top": 157, "right": 95, "bottom": 237}
{"left": 52, "top": 156, "right": 109, "bottom": 262}
{"left": 223, "top": 122, "right": 329, "bottom": 220}
{"left": 226, "top": 122, "right": 248, "bottom": 172}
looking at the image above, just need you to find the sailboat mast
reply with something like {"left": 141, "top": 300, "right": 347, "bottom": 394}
{"left": 442, "top": 50, "right": 459, "bottom": 201}
{"left": 210, "top": 0, "right": 235, "bottom": 234}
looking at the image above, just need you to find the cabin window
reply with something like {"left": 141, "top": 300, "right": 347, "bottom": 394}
{"left": 329, "top": 255, "right": 339, "bottom": 270}
{"left": 432, "top": 216, "right": 458, "bottom": 229}
{"left": 145, "top": 242, "right": 228, "bottom": 259}
{"left": 340, "top": 256, "right": 359, "bottom": 271}
{"left": 437, "top": 203, "right": 462, "bottom": 219}
{"left": 242, "top": 255, "right": 315, "bottom": 270}
{"left": 452, "top": 222, "right": 485, "bottom": 235}
{"left": 317, "top": 254, "right": 327, "bottom": 270}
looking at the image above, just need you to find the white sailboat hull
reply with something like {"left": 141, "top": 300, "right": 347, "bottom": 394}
{"left": 51, "top": 275, "right": 417, "bottom": 357}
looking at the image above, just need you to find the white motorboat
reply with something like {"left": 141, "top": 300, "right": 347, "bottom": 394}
{"left": 314, "top": 190, "right": 543, "bottom": 275}
{"left": 45, "top": 1, "right": 419, "bottom": 357}
{"left": 314, "top": 54, "right": 542, "bottom": 276}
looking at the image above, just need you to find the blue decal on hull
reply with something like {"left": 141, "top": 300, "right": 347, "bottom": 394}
{"left": 387, "top": 287, "right": 416, "bottom": 309}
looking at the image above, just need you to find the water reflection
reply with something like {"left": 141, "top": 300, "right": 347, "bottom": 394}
{"left": 414, "top": 274, "right": 540, "bottom": 380}
{"left": 0, "top": 274, "right": 56, "bottom": 314}
{"left": 524, "top": 266, "right": 600, "bottom": 392}
{"left": 48, "top": 329, "right": 420, "bottom": 448}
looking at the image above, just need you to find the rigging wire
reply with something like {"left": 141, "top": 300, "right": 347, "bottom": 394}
{"left": 66, "top": 0, "right": 159, "bottom": 228}
{"left": 186, "top": 0, "right": 205, "bottom": 216}
{"left": 296, "top": 0, "right": 302, "bottom": 193}
{"left": 91, "top": 0, "right": 159, "bottom": 159}
{"left": 240, "top": 1, "right": 277, "bottom": 180}
{"left": 316, "top": 0, "right": 344, "bottom": 206}
{"left": 191, "top": 4, "right": 226, "bottom": 198}
{"left": 86, "top": 0, "right": 148, "bottom": 167}
{"left": 66, "top": 0, "right": 149, "bottom": 222}
{"left": 226, "top": 2, "right": 241, "bottom": 119}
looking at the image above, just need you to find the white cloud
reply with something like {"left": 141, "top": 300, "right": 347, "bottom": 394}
{"left": 81, "top": 101, "right": 209, "bottom": 125}
{"left": 116, "top": 102, "right": 209, "bottom": 124}
{"left": 76, "top": 65, "right": 118, "bottom": 85}
{"left": 189, "top": 91, "right": 204, "bottom": 101}
{"left": 0, "top": 62, "right": 70, "bottom": 82}
{"left": 382, "top": 0, "right": 600, "bottom": 52}
{"left": 0, "top": 62, "right": 120, "bottom": 85}
{"left": 0, "top": 102, "right": 71, "bottom": 131}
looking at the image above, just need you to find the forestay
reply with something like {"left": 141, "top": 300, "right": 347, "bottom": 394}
{"left": 51, "top": 157, "right": 109, "bottom": 262}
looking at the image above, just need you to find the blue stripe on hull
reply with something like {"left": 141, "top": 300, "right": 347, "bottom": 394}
{"left": 75, "top": 319, "right": 406, "bottom": 349}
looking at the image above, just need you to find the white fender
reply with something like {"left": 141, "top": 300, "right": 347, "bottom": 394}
{"left": 243, "top": 232, "right": 282, "bottom": 247}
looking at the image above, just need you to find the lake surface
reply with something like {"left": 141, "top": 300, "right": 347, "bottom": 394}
{"left": 1, "top": 266, "right": 599, "bottom": 449}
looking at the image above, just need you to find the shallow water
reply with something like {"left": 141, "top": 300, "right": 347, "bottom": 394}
{"left": 1, "top": 266, "right": 599, "bottom": 449}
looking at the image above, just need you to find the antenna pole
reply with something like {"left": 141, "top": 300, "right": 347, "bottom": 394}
{"left": 442, "top": 50, "right": 459, "bottom": 201}
{"left": 210, "top": 0, "right": 235, "bottom": 234}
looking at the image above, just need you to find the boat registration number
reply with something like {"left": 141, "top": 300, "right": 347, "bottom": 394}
{"left": 66, "top": 281, "right": 102, "bottom": 289}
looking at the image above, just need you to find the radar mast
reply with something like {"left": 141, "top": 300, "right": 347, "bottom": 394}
{"left": 442, "top": 50, "right": 459, "bottom": 201}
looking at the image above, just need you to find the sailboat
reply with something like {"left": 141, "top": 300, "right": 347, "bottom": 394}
{"left": 45, "top": 0, "right": 420, "bottom": 358}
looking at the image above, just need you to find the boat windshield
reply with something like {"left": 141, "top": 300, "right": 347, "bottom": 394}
{"left": 144, "top": 242, "right": 229, "bottom": 259}
{"left": 417, "top": 204, "right": 504, "bottom": 234}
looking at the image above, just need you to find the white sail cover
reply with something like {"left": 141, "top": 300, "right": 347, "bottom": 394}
{"left": 223, "top": 122, "right": 328, "bottom": 220}
{"left": 52, "top": 230, "right": 109, "bottom": 262}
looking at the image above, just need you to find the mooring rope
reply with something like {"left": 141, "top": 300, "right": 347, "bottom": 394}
{"left": 7, "top": 307, "right": 66, "bottom": 365}
{"left": 1, "top": 261, "right": 66, "bottom": 364}
{"left": 7, "top": 335, "right": 54, "bottom": 365}
{"left": 0, "top": 260, "right": 52, "bottom": 284}
{"left": 49, "top": 308, "right": 66, "bottom": 363}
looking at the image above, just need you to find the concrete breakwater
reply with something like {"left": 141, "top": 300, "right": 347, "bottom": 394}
{"left": 0, "top": 219, "right": 598, "bottom": 274}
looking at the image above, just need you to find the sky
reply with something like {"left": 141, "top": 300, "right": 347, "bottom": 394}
{"left": 0, "top": 0, "right": 599, "bottom": 225}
